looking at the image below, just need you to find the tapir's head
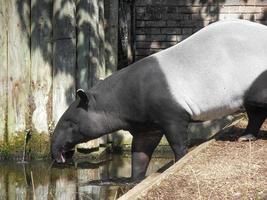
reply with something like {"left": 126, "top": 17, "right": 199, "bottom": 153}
{"left": 51, "top": 89, "right": 93, "bottom": 163}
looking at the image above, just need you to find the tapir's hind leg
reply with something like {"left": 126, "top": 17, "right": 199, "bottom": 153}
{"left": 238, "top": 104, "right": 267, "bottom": 141}
{"left": 242, "top": 71, "right": 267, "bottom": 141}
{"left": 239, "top": 71, "right": 267, "bottom": 141}
{"left": 130, "top": 130, "right": 163, "bottom": 180}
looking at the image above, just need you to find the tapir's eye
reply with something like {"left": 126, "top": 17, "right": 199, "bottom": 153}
{"left": 69, "top": 122, "right": 74, "bottom": 128}
{"left": 65, "top": 120, "right": 77, "bottom": 128}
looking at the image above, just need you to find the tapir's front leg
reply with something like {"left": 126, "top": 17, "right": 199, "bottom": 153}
{"left": 162, "top": 118, "right": 189, "bottom": 161}
{"left": 130, "top": 131, "right": 163, "bottom": 180}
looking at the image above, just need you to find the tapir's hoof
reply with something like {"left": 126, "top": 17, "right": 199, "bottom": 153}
{"left": 238, "top": 134, "right": 257, "bottom": 142}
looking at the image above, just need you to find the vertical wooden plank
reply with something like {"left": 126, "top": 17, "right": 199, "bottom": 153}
{"left": 104, "top": 0, "right": 119, "bottom": 144}
{"left": 31, "top": 0, "right": 53, "bottom": 134}
{"left": 89, "top": 0, "right": 100, "bottom": 86}
{"left": 105, "top": 0, "right": 119, "bottom": 76}
{"left": 98, "top": 0, "right": 106, "bottom": 80}
{"left": 7, "top": 0, "right": 31, "bottom": 137}
{"left": 0, "top": 0, "right": 8, "bottom": 142}
{"left": 77, "top": 0, "right": 105, "bottom": 89}
{"left": 52, "top": 0, "right": 76, "bottom": 123}
{"left": 76, "top": 0, "right": 93, "bottom": 149}
{"left": 98, "top": 0, "right": 107, "bottom": 145}
{"left": 76, "top": 0, "right": 100, "bottom": 149}
{"left": 77, "top": 0, "right": 91, "bottom": 91}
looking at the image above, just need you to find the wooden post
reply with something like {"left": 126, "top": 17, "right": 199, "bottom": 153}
{"left": 89, "top": 0, "right": 100, "bottom": 86}
{"left": 7, "top": 0, "right": 31, "bottom": 137}
{"left": 0, "top": 0, "right": 8, "bottom": 142}
{"left": 98, "top": 0, "right": 106, "bottom": 80}
{"left": 98, "top": 0, "right": 107, "bottom": 145}
{"left": 31, "top": 0, "right": 53, "bottom": 134}
{"left": 104, "top": 0, "right": 119, "bottom": 144}
{"left": 76, "top": 0, "right": 100, "bottom": 149}
{"left": 77, "top": 0, "right": 91, "bottom": 91}
{"left": 52, "top": 0, "right": 76, "bottom": 123}
{"left": 105, "top": 0, "right": 119, "bottom": 76}
{"left": 77, "top": 0, "right": 106, "bottom": 89}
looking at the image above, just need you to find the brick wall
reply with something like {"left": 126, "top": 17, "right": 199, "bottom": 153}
{"left": 134, "top": 0, "right": 267, "bottom": 60}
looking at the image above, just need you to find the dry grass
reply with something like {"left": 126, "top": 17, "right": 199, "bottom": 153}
{"left": 141, "top": 123, "right": 267, "bottom": 200}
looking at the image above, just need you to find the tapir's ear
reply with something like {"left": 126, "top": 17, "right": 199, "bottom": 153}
{"left": 77, "top": 89, "right": 88, "bottom": 103}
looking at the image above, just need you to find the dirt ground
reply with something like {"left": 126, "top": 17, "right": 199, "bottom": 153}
{"left": 140, "top": 120, "right": 267, "bottom": 200}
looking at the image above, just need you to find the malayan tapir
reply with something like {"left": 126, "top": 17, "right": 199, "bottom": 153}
{"left": 51, "top": 20, "right": 267, "bottom": 180}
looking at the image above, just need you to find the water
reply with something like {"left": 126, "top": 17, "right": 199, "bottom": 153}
{"left": 0, "top": 154, "right": 171, "bottom": 200}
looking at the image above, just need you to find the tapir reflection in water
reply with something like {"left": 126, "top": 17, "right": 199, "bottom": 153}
{"left": 51, "top": 20, "right": 267, "bottom": 180}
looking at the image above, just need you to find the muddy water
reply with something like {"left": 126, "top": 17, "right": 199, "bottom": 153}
{"left": 0, "top": 154, "right": 171, "bottom": 199}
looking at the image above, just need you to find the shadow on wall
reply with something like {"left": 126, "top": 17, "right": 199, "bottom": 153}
{"left": 9, "top": 0, "right": 109, "bottom": 134}
{"left": 259, "top": 6, "right": 267, "bottom": 24}
{"left": 239, "top": 3, "right": 267, "bottom": 24}
{"left": 135, "top": 0, "right": 226, "bottom": 59}
{"left": 17, "top": 0, "right": 100, "bottom": 101}
{"left": 191, "top": 0, "right": 226, "bottom": 26}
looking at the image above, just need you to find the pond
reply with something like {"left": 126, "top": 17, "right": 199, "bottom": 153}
{"left": 0, "top": 154, "right": 171, "bottom": 199}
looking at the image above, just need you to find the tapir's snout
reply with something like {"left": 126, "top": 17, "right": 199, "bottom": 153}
{"left": 51, "top": 131, "right": 75, "bottom": 164}
{"left": 51, "top": 144, "right": 65, "bottom": 163}
{"left": 51, "top": 145, "right": 75, "bottom": 164}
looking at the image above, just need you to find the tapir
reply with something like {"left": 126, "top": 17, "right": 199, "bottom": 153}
{"left": 51, "top": 20, "right": 267, "bottom": 180}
